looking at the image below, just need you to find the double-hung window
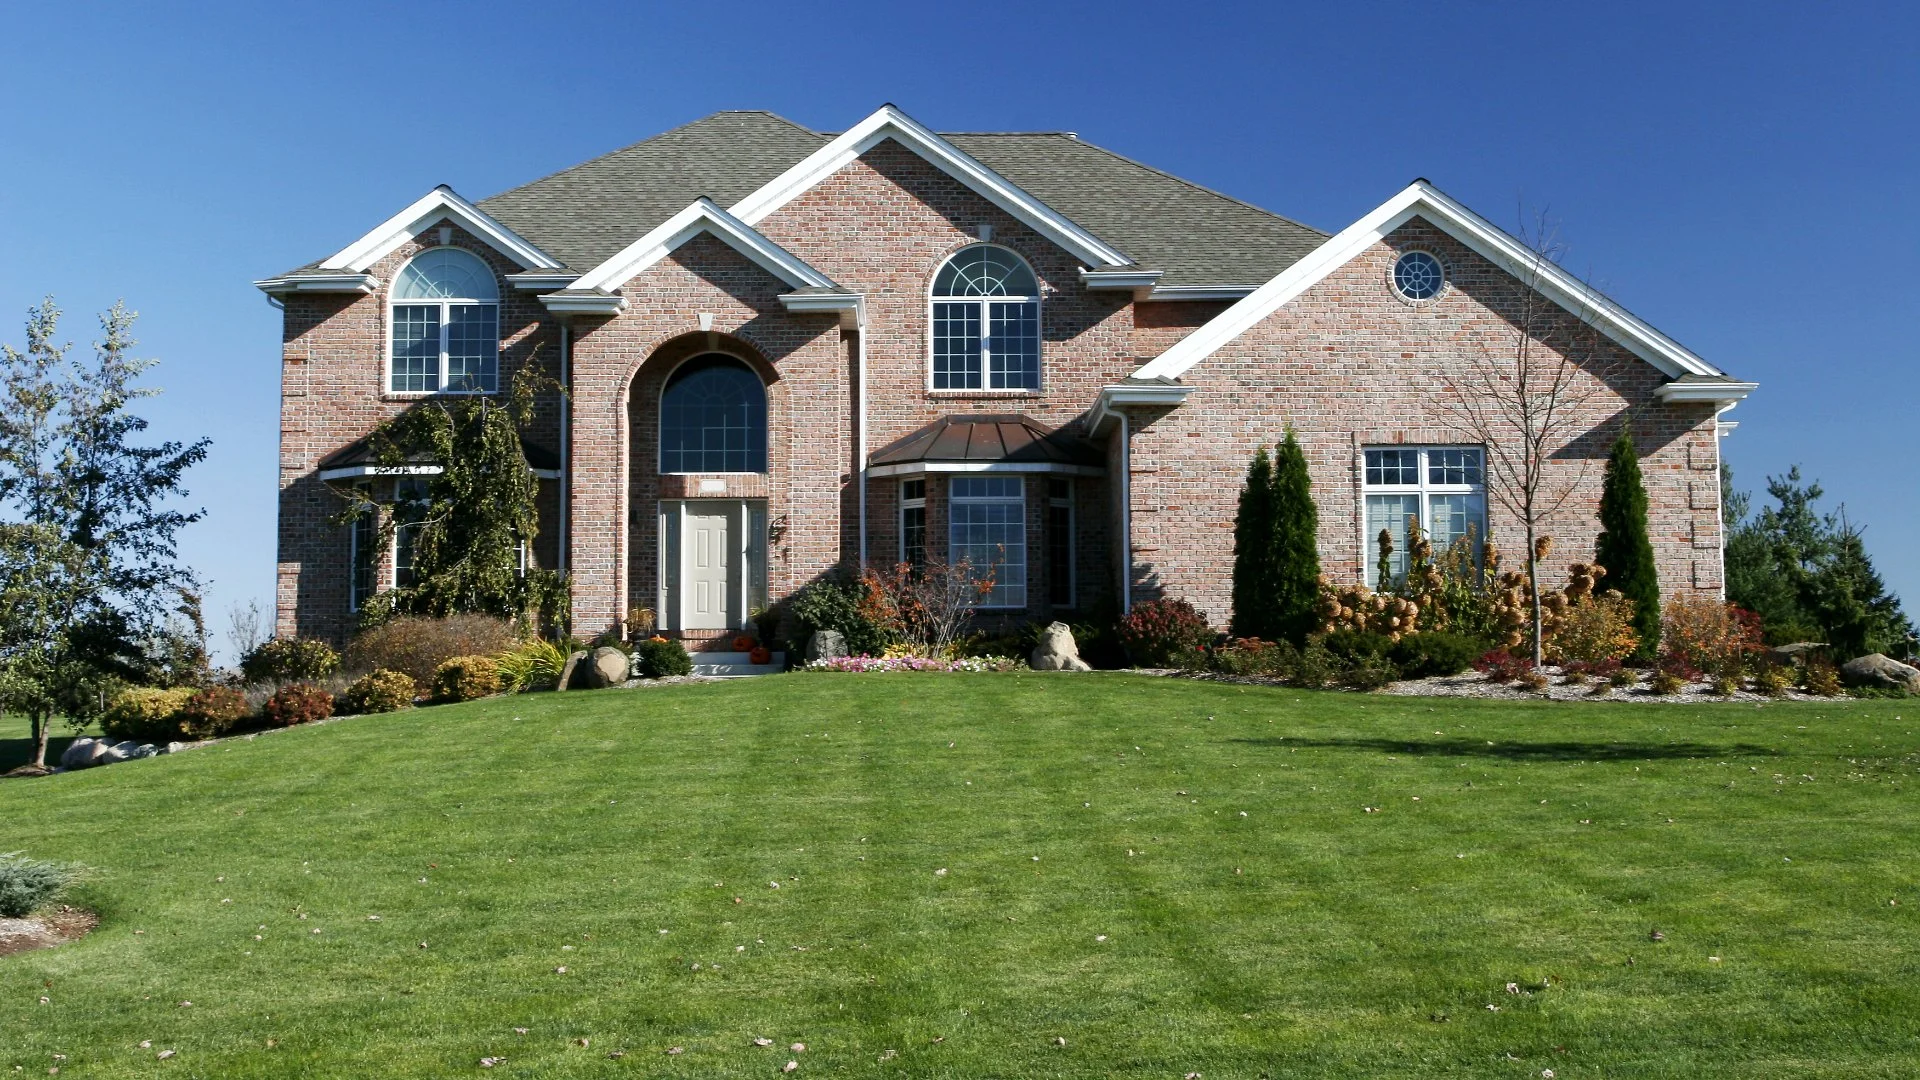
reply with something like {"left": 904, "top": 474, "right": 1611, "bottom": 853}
{"left": 1363, "top": 446, "right": 1486, "bottom": 587}
{"left": 899, "top": 479, "right": 926, "bottom": 567}
{"left": 348, "top": 484, "right": 378, "bottom": 612}
{"left": 390, "top": 248, "right": 499, "bottom": 393}
{"left": 949, "top": 476, "right": 1026, "bottom": 608}
{"left": 931, "top": 245, "right": 1041, "bottom": 391}
{"left": 392, "top": 477, "right": 430, "bottom": 589}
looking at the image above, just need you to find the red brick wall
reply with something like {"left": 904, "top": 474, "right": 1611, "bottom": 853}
{"left": 1120, "top": 217, "right": 1722, "bottom": 629}
{"left": 276, "top": 223, "right": 562, "bottom": 644}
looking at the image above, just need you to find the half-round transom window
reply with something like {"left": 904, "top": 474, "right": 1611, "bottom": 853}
{"left": 659, "top": 354, "right": 768, "bottom": 474}
{"left": 931, "top": 244, "right": 1040, "bottom": 391}
{"left": 390, "top": 247, "right": 500, "bottom": 393}
{"left": 1392, "top": 250, "right": 1446, "bottom": 302}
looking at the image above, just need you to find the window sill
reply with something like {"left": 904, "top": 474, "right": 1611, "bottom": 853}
{"left": 383, "top": 389, "right": 500, "bottom": 401}
{"left": 927, "top": 389, "right": 1044, "bottom": 398}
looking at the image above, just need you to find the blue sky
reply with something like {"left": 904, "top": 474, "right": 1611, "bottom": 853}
{"left": 1, "top": 1, "right": 1913, "bottom": 659}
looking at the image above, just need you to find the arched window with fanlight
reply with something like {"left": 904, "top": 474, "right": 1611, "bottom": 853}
{"left": 659, "top": 354, "right": 768, "bottom": 474}
{"left": 389, "top": 247, "right": 499, "bottom": 393}
{"left": 930, "top": 244, "right": 1041, "bottom": 391}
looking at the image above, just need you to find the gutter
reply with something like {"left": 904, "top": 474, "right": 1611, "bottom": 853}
{"left": 558, "top": 319, "right": 570, "bottom": 573}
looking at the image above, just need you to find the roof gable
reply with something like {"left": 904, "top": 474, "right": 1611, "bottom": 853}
{"left": 725, "top": 105, "right": 1135, "bottom": 270}
{"left": 1134, "top": 180, "right": 1735, "bottom": 386}
{"left": 318, "top": 185, "right": 564, "bottom": 273}
{"left": 568, "top": 198, "right": 836, "bottom": 295}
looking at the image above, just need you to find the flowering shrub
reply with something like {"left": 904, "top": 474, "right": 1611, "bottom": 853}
{"left": 1318, "top": 581, "right": 1421, "bottom": 640}
{"left": 1549, "top": 593, "right": 1640, "bottom": 665}
{"left": 1802, "top": 656, "right": 1842, "bottom": 696}
{"left": 1117, "top": 597, "right": 1213, "bottom": 668}
{"left": 1661, "top": 596, "right": 1763, "bottom": 678}
{"left": 804, "top": 654, "right": 1023, "bottom": 673}
{"left": 262, "top": 683, "right": 335, "bottom": 727}
{"left": 340, "top": 669, "right": 417, "bottom": 714}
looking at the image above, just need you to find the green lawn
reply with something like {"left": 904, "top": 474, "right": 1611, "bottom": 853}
{"left": 3, "top": 674, "right": 1917, "bottom": 1078}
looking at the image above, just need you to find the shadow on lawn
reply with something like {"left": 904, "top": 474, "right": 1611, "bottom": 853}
{"left": 1230, "top": 736, "right": 1778, "bottom": 762}
{"left": 0, "top": 732, "right": 85, "bottom": 774}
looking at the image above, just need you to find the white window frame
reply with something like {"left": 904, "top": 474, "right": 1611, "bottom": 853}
{"left": 388, "top": 251, "right": 500, "bottom": 396}
{"left": 948, "top": 475, "right": 1027, "bottom": 609}
{"left": 1361, "top": 445, "right": 1485, "bottom": 588}
{"left": 899, "top": 478, "right": 927, "bottom": 566}
{"left": 927, "top": 245, "right": 1043, "bottom": 393}
{"left": 347, "top": 482, "right": 376, "bottom": 612}
{"left": 390, "top": 477, "right": 430, "bottom": 589}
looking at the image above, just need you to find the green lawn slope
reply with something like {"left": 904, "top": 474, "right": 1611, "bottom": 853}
{"left": 3, "top": 673, "right": 1917, "bottom": 1077}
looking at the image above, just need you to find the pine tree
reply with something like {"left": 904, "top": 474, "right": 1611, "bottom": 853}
{"left": 1270, "top": 429, "right": 1322, "bottom": 644}
{"left": 1594, "top": 429, "right": 1660, "bottom": 656}
{"left": 1229, "top": 448, "right": 1278, "bottom": 639}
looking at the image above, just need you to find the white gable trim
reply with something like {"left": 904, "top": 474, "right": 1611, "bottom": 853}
{"left": 1133, "top": 180, "right": 1729, "bottom": 384}
{"left": 726, "top": 104, "right": 1133, "bottom": 270}
{"left": 319, "top": 186, "right": 565, "bottom": 273}
{"left": 568, "top": 197, "right": 837, "bottom": 294}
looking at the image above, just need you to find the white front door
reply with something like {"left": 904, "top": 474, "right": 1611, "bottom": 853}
{"left": 683, "top": 505, "right": 733, "bottom": 630}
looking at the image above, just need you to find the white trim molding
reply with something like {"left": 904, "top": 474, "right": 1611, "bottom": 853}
{"left": 1087, "top": 381, "right": 1192, "bottom": 435}
{"left": 319, "top": 463, "right": 563, "bottom": 482}
{"left": 778, "top": 290, "right": 865, "bottom": 329}
{"left": 1080, "top": 267, "right": 1163, "bottom": 297}
{"left": 1654, "top": 378, "right": 1758, "bottom": 407}
{"left": 253, "top": 272, "right": 379, "bottom": 296}
{"left": 567, "top": 197, "right": 839, "bottom": 297}
{"left": 1143, "top": 284, "right": 1259, "bottom": 302}
{"left": 506, "top": 270, "right": 580, "bottom": 291}
{"left": 1134, "top": 179, "right": 1742, "bottom": 387}
{"left": 319, "top": 185, "right": 565, "bottom": 274}
{"left": 727, "top": 104, "right": 1134, "bottom": 270}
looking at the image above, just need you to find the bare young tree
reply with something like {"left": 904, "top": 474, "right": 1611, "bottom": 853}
{"left": 1439, "top": 212, "right": 1623, "bottom": 665}
{"left": 226, "top": 598, "right": 268, "bottom": 665}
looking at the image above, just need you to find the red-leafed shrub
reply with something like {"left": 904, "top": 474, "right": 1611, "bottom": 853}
{"left": 263, "top": 683, "right": 335, "bottom": 727}
{"left": 1473, "top": 648, "right": 1534, "bottom": 684}
{"left": 1117, "top": 598, "right": 1213, "bottom": 668}
{"left": 1661, "top": 596, "right": 1764, "bottom": 679}
{"left": 177, "top": 686, "right": 250, "bottom": 739}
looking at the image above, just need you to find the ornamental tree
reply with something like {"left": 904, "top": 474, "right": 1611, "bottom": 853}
{"left": 1270, "top": 429, "right": 1322, "bottom": 645}
{"left": 1593, "top": 429, "right": 1660, "bottom": 657}
{"left": 1229, "top": 446, "right": 1279, "bottom": 639}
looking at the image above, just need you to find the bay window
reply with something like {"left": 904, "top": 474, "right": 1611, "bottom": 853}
{"left": 949, "top": 475, "right": 1026, "bottom": 608}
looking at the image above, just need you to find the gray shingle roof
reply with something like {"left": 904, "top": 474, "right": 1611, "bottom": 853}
{"left": 289, "top": 110, "right": 1330, "bottom": 288}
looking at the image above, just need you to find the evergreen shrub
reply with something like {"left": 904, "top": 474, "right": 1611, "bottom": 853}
{"left": 635, "top": 636, "right": 694, "bottom": 678}
{"left": 240, "top": 638, "right": 340, "bottom": 684}
{"left": 1594, "top": 431, "right": 1662, "bottom": 656}
{"left": 1389, "top": 632, "right": 1485, "bottom": 678}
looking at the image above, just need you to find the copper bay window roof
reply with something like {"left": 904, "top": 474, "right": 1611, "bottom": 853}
{"left": 867, "top": 415, "right": 1104, "bottom": 477}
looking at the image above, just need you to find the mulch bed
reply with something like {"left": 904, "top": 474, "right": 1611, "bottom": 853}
{"left": 0, "top": 906, "right": 97, "bottom": 957}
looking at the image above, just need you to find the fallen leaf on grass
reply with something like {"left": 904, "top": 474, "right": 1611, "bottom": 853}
{"left": 513, "top": 1028, "right": 528, "bottom": 1036}
{"left": 753, "top": 1038, "right": 774, "bottom": 1047}
{"left": 156, "top": 1050, "right": 175, "bottom": 1060}
{"left": 783, "top": 1061, "right": 799, "bottom": 1073}
{"left": 667, "top": 1046, "right": 685, "bottom": 1055}
{"left": 791, "top": 1042, "right": 806, "bottom": 1052}
{"left": 479, "top": 1057, "right": 503, "bottom": 1068}
{"left": 1051, "top": 1036, "right": 1066, "bottom": 1047}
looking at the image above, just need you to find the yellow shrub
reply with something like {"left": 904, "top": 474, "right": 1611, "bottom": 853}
{"left": 99, "top": 687, "right": 198, "bottom": 744}
{"left": 1548, "top": 593, "right": 1640, "bottom": 665}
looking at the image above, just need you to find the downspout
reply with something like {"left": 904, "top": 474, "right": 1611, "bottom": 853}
{"left": 1118, "top": 411, "right": 1131, "bottom": 612}
{"left": 856, "top": 301, "right": 869, "bottom": 568}
{"left": 558, "top": 318, "right": 570, "bottom": 572}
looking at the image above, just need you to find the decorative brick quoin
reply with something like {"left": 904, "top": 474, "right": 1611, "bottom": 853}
{"left": 258, "top": 105, "right": 1756, "bottom": 646}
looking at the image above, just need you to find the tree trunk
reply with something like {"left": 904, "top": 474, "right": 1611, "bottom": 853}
{"left": 1526, "top": 523, "right": 1545, "bottom": 667}
{"left": 31, "top": 713, "right": 49, "bottom": 768}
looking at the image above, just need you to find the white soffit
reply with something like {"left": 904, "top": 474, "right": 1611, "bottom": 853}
{"left": 1132, "top": 180, "right": 1731, "bottom": 384}
{"left": 568, "top": 198, "right": 838, "bottom": 294}
{"left": 726, "top": 104, "right": 1134, "bottom": 270}
{"left": 320, "top": 186, "right": 565, "bottom": 273}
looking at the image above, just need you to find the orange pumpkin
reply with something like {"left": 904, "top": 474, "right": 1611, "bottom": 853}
{"left": 732, "top": 634, "right": 756, "bottom": 651}
{"left": 750, "top": 646, "right": 772, "bottom": 665}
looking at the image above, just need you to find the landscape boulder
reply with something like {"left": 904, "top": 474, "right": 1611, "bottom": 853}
{"left": 1030, "top": 622, "right": 1092, "bottom": 672}
{"left": 59, "top": 738, "right": 114, "bottom": 769}
{"left": 1840, "top": 653, "right": 1920, "bottom": 693}
{"left": 1766, "top": 642, "right": 1826, "bottom": 666}
{"left": 584, "top": 646, "right": 631, "bottom": 689}
{"left": 556, "top": 649, "right": 589, "bottom": 691}
{"left": 805, "top": 629, "right": 847, "bottom": 663}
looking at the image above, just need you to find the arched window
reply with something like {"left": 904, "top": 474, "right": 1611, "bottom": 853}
{"left": 931, "top": 245, "right": 1040, "bottom": 391}
{"left": 390, "top": 247, "right": 499, "bottom": 393}
{"left": 659, "top": 354, "right": 767, "bottom": 474}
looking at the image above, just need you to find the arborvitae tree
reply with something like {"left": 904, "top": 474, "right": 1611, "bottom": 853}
{"left": 1270, "top": 429, "right": 1321, "bottom": 644}
{"left": 1593, "top": 430, "right": 1660, "bottom": 656}
{"left": 1229, "top": 447, "right": 1279, "bottom": 639}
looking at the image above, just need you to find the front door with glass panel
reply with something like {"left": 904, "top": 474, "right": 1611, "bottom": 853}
{"left": 659, "top": 500, "right": 768, "bottom": 632}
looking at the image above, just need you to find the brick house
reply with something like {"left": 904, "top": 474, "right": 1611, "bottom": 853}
{"left": 259, "top": 105, "right": 1755, "bottom": 648}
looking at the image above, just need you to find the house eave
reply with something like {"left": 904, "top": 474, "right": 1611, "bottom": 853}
{"left": 539, "top": 290, "right": 629, "bottom": 315}
{"left": 1654, "top": 380, "right": 1758, "bottom": 406}
{"left": 507, "top": 271, "right": 581, "bottom": 291}
{"left": 1143, "top": 284, "right": 1259, "bottom": 302}
{"left": 1087, "top": 382, "right": 1193, "bottom": 435}
{"left": 867, "top": 460, "right": 1105, "bottom": 479}
{"left": 778, "top": 291, "right": 866, "bottom": 329}
{"left": 254, "top": 273, "right": 379, "bottom": 296}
